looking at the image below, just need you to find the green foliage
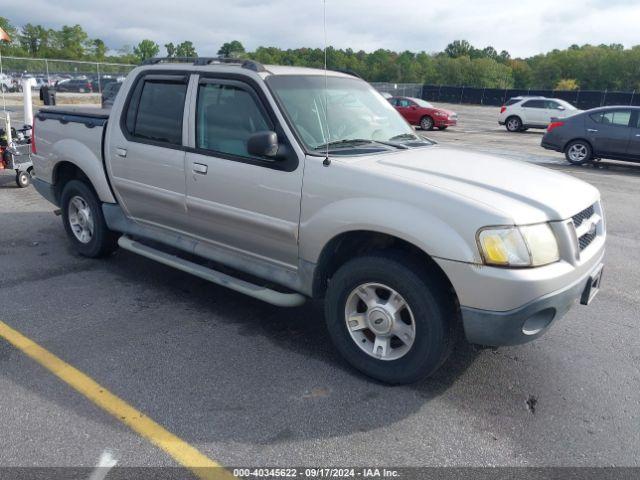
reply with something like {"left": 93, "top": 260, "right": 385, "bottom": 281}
{"left": 133, "top": 39, "right": 160, "bottom": 62}
{"left": 175, "top": 41, "right": 197, "bottom": 58}
{"left": 218, "top": 40, "right": 245, "bottom": 58}
{"left": 1, "top": 19, "right": 640, "bottom": 92}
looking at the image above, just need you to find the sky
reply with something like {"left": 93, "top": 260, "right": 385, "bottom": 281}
{"left": 3, "top": 0, "right": 640, "bottom": 58}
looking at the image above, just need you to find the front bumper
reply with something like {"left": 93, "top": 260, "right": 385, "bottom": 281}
{"left": 460, "top": 260, "right": 603, "bottom": 346}
{"left": 434, "top": 117, "right": 457, "bottom": 127}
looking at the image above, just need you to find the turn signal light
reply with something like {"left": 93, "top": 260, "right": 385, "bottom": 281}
{"left": 547, "top": 121, "right": 565, "bottom": 133}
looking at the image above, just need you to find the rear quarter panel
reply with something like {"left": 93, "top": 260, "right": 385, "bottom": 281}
{"left": 33, "top": 115, "right": 116, "bottom": 203}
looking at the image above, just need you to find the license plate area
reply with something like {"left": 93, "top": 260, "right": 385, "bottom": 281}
{"left": 580, "top": 264, "right": 603, "bottom": 305}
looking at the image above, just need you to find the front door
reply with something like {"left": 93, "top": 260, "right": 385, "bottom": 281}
{"left": 183, "top": 77, "right": 303, "bottom": 268}
{"left": 521, "top": 99, "right": 547, "bottom": 126}
{"left": 586, "top": 109, "right": 632, "bottom": 156}
{"left": 107, "top": 72, "right": 190, "bottom": 232}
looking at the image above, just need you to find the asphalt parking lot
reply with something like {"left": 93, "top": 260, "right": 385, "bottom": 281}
{"left": 0, "top": 102, "right": 639, "bottom": 474}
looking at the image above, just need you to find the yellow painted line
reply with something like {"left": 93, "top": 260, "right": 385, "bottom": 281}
{"left": 0, "top": 321, "right": 235, "bottom": 480}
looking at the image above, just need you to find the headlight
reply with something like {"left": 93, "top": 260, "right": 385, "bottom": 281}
{"left": 477, "top": 224, "right": 560, "bottom": 267}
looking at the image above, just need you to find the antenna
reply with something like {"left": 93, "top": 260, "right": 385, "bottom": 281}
{"left": 322, "top": 0, "right": 331, "bottom": 166}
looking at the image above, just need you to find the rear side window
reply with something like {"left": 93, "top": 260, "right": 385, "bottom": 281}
{"left": 196, "top": 81, "right": 271, "bottom": 159}
{"left": 522, "top": 100, "right": 545, "bottom": 108}
{"left": 124, "top": 77, "right": 187, "bottom": 145}
{"left": 505, "top": 98, "right": 521, "bottom": 106}
{"left": 590, "top": 110, "right": 632, "bottom": 127}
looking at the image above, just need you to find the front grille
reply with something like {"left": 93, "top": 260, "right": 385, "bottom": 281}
{"left": 572, "top": 203, "right": 599, "bottom": 252}
{"left": 572, "top": 205, "right": 595, "bottom": 228}
{"left": 579, "top": 231, "right": 597, "bottom": 250}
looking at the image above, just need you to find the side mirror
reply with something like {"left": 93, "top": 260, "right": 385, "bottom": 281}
{"left": 247, "top": 131, "right": 279, "bottom": 158}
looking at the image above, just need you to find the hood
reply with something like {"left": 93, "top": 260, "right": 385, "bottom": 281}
{"left": 362, "top": 146, "right": 599, "bottom": 224}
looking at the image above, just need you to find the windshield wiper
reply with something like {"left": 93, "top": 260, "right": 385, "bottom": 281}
{"left": 388, "top": 133, "right": 420, "bottom": 141}
{"left": 313, "top": 138, "right": 407, "bottom": 151}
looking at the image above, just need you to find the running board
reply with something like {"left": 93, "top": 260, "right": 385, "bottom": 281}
{"left": 117, "top": 236, "right": 306, "bottom": 307}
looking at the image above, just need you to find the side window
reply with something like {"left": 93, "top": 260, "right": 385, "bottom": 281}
{"left": 522, "top": 100, "right": 545, "bottom": 108}
{"left": 389, "top": 98, "right": 398, "bottom": 107}
{"left": 196, "top": 81, "right": 271, "bottom": 159}
{"left": 597, "top": 110, "right": 632, "bottom": 127}
{"left": 125, "top": 78, "right": 187, "bottom": 145}
{"left": 398, "top": 99, "right": 411, "bottom": 108}
{"left": 546, "top": 101, "right": 562, "bottom": 110}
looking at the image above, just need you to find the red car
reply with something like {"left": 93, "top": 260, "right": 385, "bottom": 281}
{"left": 389, "top": 96, "right": 457, "bottom": 131}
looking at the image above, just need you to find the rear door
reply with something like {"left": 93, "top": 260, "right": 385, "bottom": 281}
{"left": 107, "top": 72, "right": 190, "bottom": 232}
{"left": 521, "top": 99, "right": 547, "bottom": 125}
{"left": 396, "top": 98, "right": 418, "bottom": 123}
{"left": 183, "top": 75, "right": 303, "bottom": 268}
{"left": 586, "top": 109, "right": 633, "bottom": 156}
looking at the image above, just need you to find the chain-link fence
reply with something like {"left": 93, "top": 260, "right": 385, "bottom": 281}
{"left": 370, "top": 82, "right": 424, "bottom": 98}
{"left": 371, "top": 82, "right": 639, "bottom": 110}
{"left": 0, "top": 56, "right": 136, "bottom": 124}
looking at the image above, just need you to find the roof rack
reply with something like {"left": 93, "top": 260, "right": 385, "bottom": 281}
{"left": 142, "top": 56, "right": 267, "bottom": 73}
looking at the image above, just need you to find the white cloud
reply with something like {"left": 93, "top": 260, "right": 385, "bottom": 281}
{"left": 3, "top": 0, "right": 640, "bottom": 57}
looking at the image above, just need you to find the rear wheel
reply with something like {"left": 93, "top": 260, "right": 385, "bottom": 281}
{"left": 565, "top": 140, "right": 592, "bottom": 165}
{"left": 420, "top": 116, "right": 434, "bottom": 131}
{"left": 61, "top": 180, "right": 118, "bottom": 258}
{"left": 506, "top": 116, "right": 523, "bottom": 132}
{"left": 324, "top": 253, "right": 455, "bottom": 384}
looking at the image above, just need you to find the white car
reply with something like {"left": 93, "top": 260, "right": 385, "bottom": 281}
{"left": 498, "top": 96, "right": 580, "bottom": 132}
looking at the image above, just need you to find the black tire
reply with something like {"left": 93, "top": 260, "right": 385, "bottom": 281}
{"left": 60, "top": 179, "right": 118, "bottom": 258}
{"left": 420, "top": 116, "right": 434, "bottom": 131}
{"left": 505, "top": 116, "right": 523, "bottom": 132}
{"left": 565, "top": 140, "right": 593, "bottom": 165}
{"left": 324, "top": 253, "right": 456, "bottom": 384}
{"left": 437, "top": 126, "right": 448, "bottom": 130}
{"left": 15, "top": 171, "right": 30, "bottom": 188}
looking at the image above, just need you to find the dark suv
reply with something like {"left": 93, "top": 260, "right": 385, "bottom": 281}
{"left": 541, "top": 106, "right": 640, "bottom": 165}
{"left": 55, "top": 79, "right": 93, "bottom": 93}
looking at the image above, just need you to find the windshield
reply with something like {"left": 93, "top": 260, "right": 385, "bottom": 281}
{"left": 266, "top": 75, "right": 418, "bottom": 151}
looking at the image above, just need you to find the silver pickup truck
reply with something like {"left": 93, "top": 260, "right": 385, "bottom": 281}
{"left": 31, "top": 58, "right": 605, "bottom": 384}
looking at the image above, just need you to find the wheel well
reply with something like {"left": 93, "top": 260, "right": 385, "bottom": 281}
{"left": 52, "top": 162, "right": 91, "bottom": 203}
{"left": 563, "top": 138, "right": 593, "bottom": 153}
{"left": 312, "top": 231, "right": 458, "bottom": 304}
{"left": 506, "top": 115, "right": 521, "bottom": 123}
{"left": 421, "top": 115, "right": 433, "bottom": 123}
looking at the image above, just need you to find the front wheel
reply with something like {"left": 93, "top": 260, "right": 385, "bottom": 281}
{"left": 565, "top": 140, "right": 592, "bottom": 165}
{"left": 61, "top": 180, "right": 119, "bottom": 258}
{"left": 420, "top": 116, "right": 434, "bottom": 131}
{"left": 15, "top": 171, "right": 30, "bottom": 188}
{"left": 324, "top": 254, "right": 455, "bottom": 384}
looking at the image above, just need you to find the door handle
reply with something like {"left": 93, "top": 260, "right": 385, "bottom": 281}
{"left": 587, "top": 129, "right": 598, "bottom": 133}
{"left": 116, "top": 148, "right": 127, "bottom": 158}
{"left": 193, "top": 163, "right": 208, "bottom": 175}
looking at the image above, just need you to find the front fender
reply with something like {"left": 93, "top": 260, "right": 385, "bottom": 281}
{"left": 299, "top": 197, "right": 479, "bottom": 264}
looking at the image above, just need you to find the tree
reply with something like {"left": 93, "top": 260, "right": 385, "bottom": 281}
{"left": 165, "top": 42, "right": 176, "bottom": 58}
{"left": 218, "top": 40, "right": 245, "bottom": 58}
{"left": 92, "top": 39, "right": 107, "bottom": 61}
{"left": 133, "top": 39, "right": 159, "bottom": 62}
{"left": 444, "top": 40, "right": 473, "bottom": 58}
{"left": 53, "top": 24, "right": 90, "bottom": 59}
{"left": 555, "top": 79, "right": 579, "bottom": 91}
{"left": 175, "top": 40, "right": 197, "bottom": 58}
